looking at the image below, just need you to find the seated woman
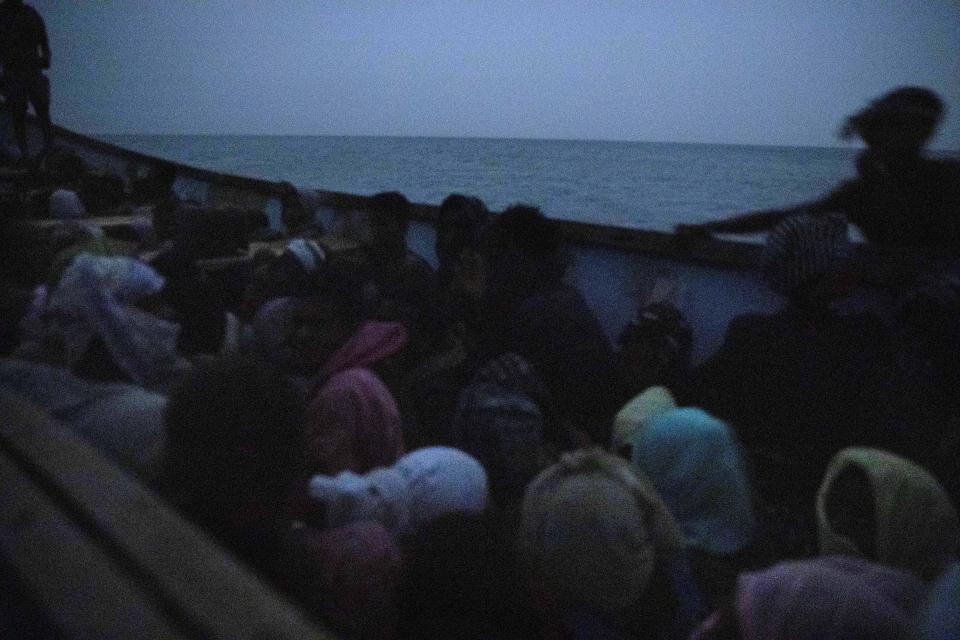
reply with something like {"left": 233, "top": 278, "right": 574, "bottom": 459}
{"left": 447, "top": 353, "right": 560, "bottom": 511}
{"left": 162, "top": 355, "right": 401, "bottom": 639}
{"left": 395, "top": 512, "right": 539, "bottom": 640}
{"left": 518, "top": 448, "right": 704, "bottom": 639}
{"left": 688, "top": 214, "right": 897, "bottom": 544}
{"left": 400, "top": 194, "right": 489, "bottom": 446}
{"left": 301, "top": 283, "right": 408, "bottom": 474}
{"left": 816, "top": 447, "right": 960, "bottom": 582}
{"left": 480, "top": 205, "right": 627, "bottom": 445}
{"left": 625, "top": 398, "right": 755, "bottom": 610}
{"left": 691, "top": 557, "right": 926, "bottom": 640}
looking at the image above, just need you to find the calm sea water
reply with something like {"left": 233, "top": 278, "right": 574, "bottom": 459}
{"left": 103, "top": 135, "right": 862, "bottom": 231}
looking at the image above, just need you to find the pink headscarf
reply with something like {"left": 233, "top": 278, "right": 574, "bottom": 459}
{"left": 308, "top": 321, "right": 407, "bottom": 474}
{"left": 290, "top": 521, "right": 400, "bottom": 640}
{"left": 730, "top": 556, "right": 925, "bottom": 640}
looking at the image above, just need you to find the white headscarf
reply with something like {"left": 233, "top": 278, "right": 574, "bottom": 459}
{"left": 309, "top": 446, "right": 488, "bottom": 540}
{"left": 19, "top": 253, "right": 184, "bottom": 389}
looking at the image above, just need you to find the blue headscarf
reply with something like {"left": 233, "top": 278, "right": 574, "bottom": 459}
{"left": 630, "top": 407, "right": 754, "bottom": 555}
{"left": 918, "top": 563, "right": 960, "bottom": 640}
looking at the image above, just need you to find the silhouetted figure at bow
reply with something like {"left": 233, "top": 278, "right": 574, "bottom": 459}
{"left": 677, "top": 87, "right": 960, "bottom": 254}
{"left": 0, "top": 0, "right": 52, "bottom": 161}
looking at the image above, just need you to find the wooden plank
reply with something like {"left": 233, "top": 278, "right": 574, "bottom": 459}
{"left": 0, "top": 396, "right": 335, "bottom": 640}
{"left": 0, "top": 409, "right": 189, "bottom": 638}
{"left": 31, "top": 215, "right": 135, "bottom": 229}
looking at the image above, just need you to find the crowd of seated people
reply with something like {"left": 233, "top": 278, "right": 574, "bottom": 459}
{"left": 1, "top": 151, "right": 959, "bottom": 639}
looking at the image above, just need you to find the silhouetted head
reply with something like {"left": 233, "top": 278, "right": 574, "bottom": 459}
{"left": 485, "top": 204, "right": 560, "bottom": 258}
{"left": 368, "top": 191, "right": 410, "bottom": 257}
{"left": 162, "top": 355, "right": 307, "bottom": 537}
{"left": 287, "top": 275, "right": 364, "bottom": 373}
{"left": 762, "top": 213, "right": 853, "bottom": 307}
{"left": 480, "top": 204, "right": 567, "bottom": 305}
{"left": 436, "top": 193, "right": 488, "bottom": 268}
{"left": 279, "top": 181, "right": 312, "bottom": 231}
{"left": 840, "top": 87, "right": 944, "bottom": 153}
{"left": 397, "top": 512, "right": 535, "bottom": 639}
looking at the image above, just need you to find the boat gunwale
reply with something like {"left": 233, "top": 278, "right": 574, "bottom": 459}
{"left": 42, "top": 123, "right": 958, "bottom": 282}
{"left": 50, "top": 124, "right": 766, "bottom": 269}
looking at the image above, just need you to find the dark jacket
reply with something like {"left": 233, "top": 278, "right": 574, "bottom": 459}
{"left": 0, "top": 2, "right": 49, "bottom": 73}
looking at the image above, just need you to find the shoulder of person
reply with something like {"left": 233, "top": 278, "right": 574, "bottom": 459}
{"left": 925, "top": 157, "right": 960, "bottom": 180}
{"left": 725, "top": 312, "right": 775, "bottom": 337}
{"left": 24, "top": 4, "right": 43, "bottom": 21}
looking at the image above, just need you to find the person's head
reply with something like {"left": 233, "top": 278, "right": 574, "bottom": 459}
{"left": 279, "top": 182, "right": 312, "bottom": 231}
{"left": 288, "top": 277, "right": 363, "bottom": 374}
{"left": 239, "top": 242, "right": 326, "bottom": 321}
{"left": 482, "top": 204, "right": 560, "bottom": 261}
{"left": 618, "top": 302, "right": 693, "bottom": 395}
{"left": 840, "top": 87, "right": 944, "bottom": 154}
{"left": 368, "top": 191, "right": 410, "bottom": 257}
{"left": 162, "top": 355, "right": 307, "bottom": 539}
{"left": 692, "top": 557, "right": 926, "bottom": 640}
{"left": 630, "top": 407, "right": 755, "bottom": 557}
{"left": 397, "top": 512, "right": 535, "bottom": 639}
{"left": 518, "top": 448, "right": 683, "bottom": 613}
{"left": 762, "top": 213, "right": 853, "bottom": 307}
{"left": 449, "top": 372, "right": 555, "bottom": 507}
{"left": 436, "top": 194, "right": 488, "bottom": 269}
{"left": 480, "top": 204, "right": 566, "bottom": 301}
{"left": 816, "top": 447, "right": 960, "bottom": 581}
{"left": 276, "top": 238, "right": 326, "bottom": 292}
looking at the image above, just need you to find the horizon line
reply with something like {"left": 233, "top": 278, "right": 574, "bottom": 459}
{"left": 83, "top": 130, "right": 960, "bottom": 154}
{"left": 85, "top": 130, "right": 868, "bottom": 151}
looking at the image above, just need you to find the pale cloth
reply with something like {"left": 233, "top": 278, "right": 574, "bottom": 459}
{"left": 519, "top": 447, "right": 684, "bottom": 612}
{"left": 309, "top": 446, "right": 488, "bottom": 540}
{"left": 611, "top": 385, "right": 676, "bottom": 452}
{"left": 16, "top": 253, "right": 185, "bottom": 390}
{"left": 49, "top": 188, "right": 86, "bottom": 219}
{"left": 630, "top": 407, "right": 754, "bottom": 555}
{"left": 724, "top": 556, "right": 925, "bottom": 640}
{"left": 0, "top": 358, "right": 166, "bottom": 480}
{"left": 284, "top": 238, "right": 326, "bottom": 274}
{"left": 308, "top": 321, "right": 407, "bottom": 474}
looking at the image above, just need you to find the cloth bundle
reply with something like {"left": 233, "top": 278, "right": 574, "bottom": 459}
{"left": 308, "top": 447, "right": 488, "bottom": 540}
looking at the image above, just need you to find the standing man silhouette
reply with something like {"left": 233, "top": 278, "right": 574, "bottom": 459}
{"left": 0, "top": 0, "right": 52, "bottom": 161}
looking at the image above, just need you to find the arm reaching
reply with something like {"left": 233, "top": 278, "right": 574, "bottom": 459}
{"left": 38, "top": 12, "right": 51, "bottom": 69}
{"left": 675, "top": 198, "right": 836, "bottom": 238}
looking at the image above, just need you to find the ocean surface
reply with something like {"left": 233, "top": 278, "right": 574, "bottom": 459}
{"left": 103, "top": 134, "right": 863, "bottom": 231}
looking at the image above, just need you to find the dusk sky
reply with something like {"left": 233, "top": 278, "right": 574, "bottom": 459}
{"left": 36, "top": 1, "right": 960, "bottom": 149}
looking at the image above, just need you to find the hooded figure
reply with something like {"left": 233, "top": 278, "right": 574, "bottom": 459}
{"left": 278, "top": 520, "right": 400, "bottom": 640}
{"left": 519, "top": 448, "right": 685, "bottom": 612}
{"left": 691, "top": 557, "right": 926, "bottom": 640}
{"left": 629, "top": 406, "right": 754, "bottom": 557}
{"left": 917, "top": 562, "right": 960, "bottom": 640}
{"left": 307, "top": 320, "right": 407, "bottom": 475}
{"left": 308, "top": 446, "right": 488, "bottom": 541}
{"left": 816, "top": 447, "right": 960, "bottom": 581}
{"left": 16, "top": 253, "right": 185, "bottom": 390}
{"left": 611, "top": 385, "right": 677, "bottom": 454}
{"left": 448, "top": 353, "right": 557, "bottom": 506}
